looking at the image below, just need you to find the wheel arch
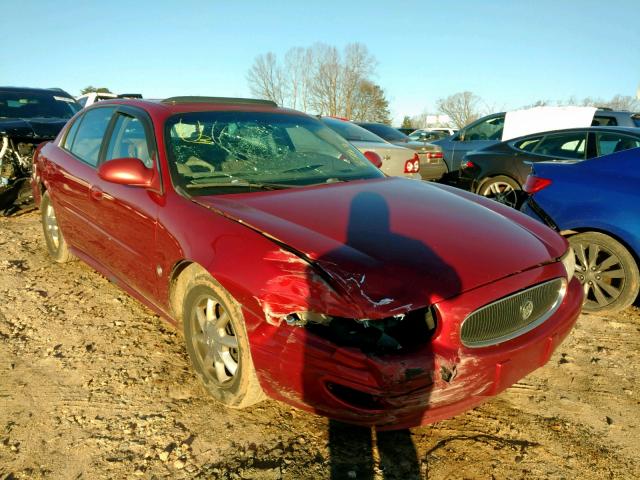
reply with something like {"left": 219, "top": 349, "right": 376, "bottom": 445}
{"left": 168, "top": 260, "right": 210, "bottom": 324}
{"left": 561, "top": 227, "right": 640, "bottom": 269}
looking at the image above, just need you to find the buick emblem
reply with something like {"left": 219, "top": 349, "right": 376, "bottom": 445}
{"left": 520, "top": 300, "right": 534, "bottom": 320}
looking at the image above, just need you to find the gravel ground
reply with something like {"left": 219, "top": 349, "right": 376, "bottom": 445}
{"left": 0, "top": 211, "right": 638, "bottom": 479}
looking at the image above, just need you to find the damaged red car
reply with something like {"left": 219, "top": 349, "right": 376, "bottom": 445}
{"left": 32, "top": 97, "right": 583, "bottom": 429}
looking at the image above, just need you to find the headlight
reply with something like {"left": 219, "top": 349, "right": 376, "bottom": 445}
{"left": 560, "top": 247, "right": 576, "bottom": 281}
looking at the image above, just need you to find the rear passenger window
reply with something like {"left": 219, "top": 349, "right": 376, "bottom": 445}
{"left": 514, "top": 136, "right": 543, "bottom": 152}
{"left": 68, "top": 107, "right": 116, "bottom": 166}
{"left": 63, "top": 117, "right": 82, "bottom": 150}
{"left": 596, "top": 132, "right": 640, "bottom": 156}
{"left": 105, "top": 113, "right": 152, "bottom": 167}
{"left": 534, "top": 132, "right": 587, "bottom": 160}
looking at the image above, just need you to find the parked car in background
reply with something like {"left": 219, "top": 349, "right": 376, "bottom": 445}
{"left": 521, "top": 147, "right": 640, "bottom": 314}
{"left": 460, "top": 127, "right": 640, "bottom": 208}
{"left": 32, "top": 96, "right": 582, "bottom": 429}
{"left": 355, "top": 122, "right": 447, "bottom": 180}
{"left": 76, "top": 92, "right": 142, "bottom": 108}
{"left": 429, "top": 127, "right": 458, "bottom": 136}
{"left": 409, "top": 129, "right": 450, "bottom": 143}
{"left": 0, "top": 86, "right": 81, "bottom": 213}
{"left": 320, "top": 117, "right": 422, "bottom": 179}
{"left": 433, "top": 108, "right": 640, "bottom": 176}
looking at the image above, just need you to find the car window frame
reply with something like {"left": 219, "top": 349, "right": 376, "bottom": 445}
{"left": 60, "top": 105, "right": 117, "bottom": 168}
{"left": 594, "top": 130, "right": 640, "bottom": 157}
{"left": 457, "top": 113, "right": 505, "bottom": 142}
{"left": 99, "top": 105, "right": 164, "bottom": 194}
{"left": 530, "top": 131, "right": 589, "bottom": 160}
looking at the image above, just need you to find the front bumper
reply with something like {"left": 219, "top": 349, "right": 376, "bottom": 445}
{"left": 247, "top": 263, "right": 583, "bottom": 430}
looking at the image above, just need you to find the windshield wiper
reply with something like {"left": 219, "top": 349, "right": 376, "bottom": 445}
{"left": 185, "top": 180, "right": 293, "bottom": 191}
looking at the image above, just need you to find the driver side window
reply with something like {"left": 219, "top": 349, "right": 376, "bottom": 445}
{"left": 104, "top": 113, "right": 153, "bottom": 167}
{"left": 462, "top": 115, "right": 505, "bottom": 142}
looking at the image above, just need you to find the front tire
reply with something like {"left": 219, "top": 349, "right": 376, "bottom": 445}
{"left": 569, "top": 232, "right": 640, "bottom": 313}
{"left": 41, "top": 191, "right": 72, "bottom": 263}
{"left": 478, "top": 175, "right": 521, "bottom": 208}
{"left": 182, "top": 273, "right": 264, "bottom": 408}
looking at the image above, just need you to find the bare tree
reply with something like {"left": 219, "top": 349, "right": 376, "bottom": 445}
{"left": 341, "top": 43, "right": 376, "bottom": 119}
{"left": 247, "top": 42, "right": 385, "bottom": 118}
{"left": 308, "top": 44, "right": 342, "bottom": 116}
{"left": 246, "top": 52, "right": 285, "bottom": 105}
{"left": 436, "top": 91, "right": 483, "bottom": 128}
{"left": 284, "top": 47, "right": 314, "bottom": 111}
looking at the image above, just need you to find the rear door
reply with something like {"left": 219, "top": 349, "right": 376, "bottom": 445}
{"left": 93, "top": 107, "right": 161, "bottom": 298}
{"left": 48, "top": 106, "right": 116, "bottom": 260}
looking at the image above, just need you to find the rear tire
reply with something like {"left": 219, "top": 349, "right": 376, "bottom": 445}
{"left": 569, "top": 232, "right": 639, "bottom": 314}
{"left": 182, "top": 272, "right": 265, "bottom": 408}
{"left": 41, "top": 191, "right": 72, "bottom": 263}
{"left": 478, "top": 175, "right": 521, "bottom": 208}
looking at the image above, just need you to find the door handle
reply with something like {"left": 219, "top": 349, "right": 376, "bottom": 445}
{"left": 90, "top": 185, "right": 104, "bottom": 201}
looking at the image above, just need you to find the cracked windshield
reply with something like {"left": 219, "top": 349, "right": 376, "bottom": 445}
{"left": 167, "top": 111, "right": 383, "bottom": 193}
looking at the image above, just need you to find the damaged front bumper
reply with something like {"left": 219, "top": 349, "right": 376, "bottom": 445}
{"left": 246, "top": 263, "right": 582, "bottom": 430}
{"left": 0, "top": 134, "right": 36, "bottom": 213}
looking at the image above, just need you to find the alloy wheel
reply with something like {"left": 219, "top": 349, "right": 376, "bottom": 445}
{"left": 572, "top": 241, "right": 625, "bottom": 310}
{"left": 45, "top": 202, "right": 60, "bottom": 249}
{"left": 481, "top": 181, "right": 519, "bottom": 208}
{"left": 190, "top": 296, "right": 240, "bottom": 384}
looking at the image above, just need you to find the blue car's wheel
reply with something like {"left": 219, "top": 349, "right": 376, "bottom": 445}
{"left": 569, "top": 232, "right": 640, "bottom": 313}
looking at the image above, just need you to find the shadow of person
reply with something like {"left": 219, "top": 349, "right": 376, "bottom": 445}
{"left": 301, "top": 190, "right": 462, "bottom": 479}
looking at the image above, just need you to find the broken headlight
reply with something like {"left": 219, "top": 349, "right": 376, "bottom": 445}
{"left": 286, "top": 308, "right": 437, "bottom": 355}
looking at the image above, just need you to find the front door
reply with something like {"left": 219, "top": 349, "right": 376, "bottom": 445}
{"left": 93, "top": 108, "right": 161, "bottom": 299}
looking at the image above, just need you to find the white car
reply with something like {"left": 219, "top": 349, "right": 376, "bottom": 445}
{"left": 76, "top": 92, "right": 142, "bottom": 108}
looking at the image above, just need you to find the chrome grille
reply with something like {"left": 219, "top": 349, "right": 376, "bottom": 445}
{"left": 460, "top": 278, "right": 566, "bottom": 348}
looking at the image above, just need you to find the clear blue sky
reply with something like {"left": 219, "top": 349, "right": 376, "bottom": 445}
{"left": 1, "top": 0, "right": 638, "bottom": 124}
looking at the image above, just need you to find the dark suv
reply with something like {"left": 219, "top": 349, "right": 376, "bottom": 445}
{"left": 0, "top": 86, "right": 81, "bottom": 213}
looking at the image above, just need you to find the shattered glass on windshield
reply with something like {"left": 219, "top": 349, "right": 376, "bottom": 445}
{"left": 165, "top": 111, "right": 382, "bottom": 193}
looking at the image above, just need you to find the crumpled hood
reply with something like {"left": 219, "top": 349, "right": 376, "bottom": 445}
{"left": 195, "top": 177, "right": 566, "bottom": 315}
{"left": 0, "top": 117, "right": 68, "bottom": 141}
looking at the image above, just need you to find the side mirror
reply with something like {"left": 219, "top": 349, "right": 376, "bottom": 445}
{"left": 98, "top": 157, "right": 154, "bottom": 187}
{"left": 363, "top": 151, "right": 383, "bottom": 168}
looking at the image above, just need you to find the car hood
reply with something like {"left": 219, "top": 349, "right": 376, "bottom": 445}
{"left": 0, "top": 117, "right": 68, "bottom": 141}
{"left": 194, "top": 177, "right": 565, "bottom": 315}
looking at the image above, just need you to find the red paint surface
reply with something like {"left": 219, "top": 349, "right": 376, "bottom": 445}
{"left": 32, "top": 99, "right": 583, "bottom": 429}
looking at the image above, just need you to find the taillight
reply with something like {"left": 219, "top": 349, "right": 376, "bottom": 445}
{"left": 426, "top": 151, "right": 443, "bottom": 159}
{"left": 523, "top": 175, "right": 552, "bottom": 194}
{"left": 404, "top": 154, "right": 420, "bottom": 173}
{"left": 462, "top": 160, "right": 476, "bottom": 169}
{"left": 363, "top": 150, "right": 383, "bottom": 168}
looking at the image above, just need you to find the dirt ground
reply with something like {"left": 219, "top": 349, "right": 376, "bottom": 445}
{"left": 0, "top": 211, "right": 638, "bottom": 480}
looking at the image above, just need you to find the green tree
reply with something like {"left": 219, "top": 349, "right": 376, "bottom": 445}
{"left": 401, "top": 116, "right": 414, "bottom": 129}
{"left": 80, "top": 86, "right": 112, "bottom": 95}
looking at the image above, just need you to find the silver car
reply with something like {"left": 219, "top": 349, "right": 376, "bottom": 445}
{"left": 355, "top": 122, "right": 447, "bottom": 181}
{"left": 320, "top": 117, "right": 421, "bottom": 179}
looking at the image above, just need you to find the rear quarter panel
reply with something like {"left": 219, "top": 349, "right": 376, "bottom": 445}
{"left": 531, "top": 149, "right": 640, "bottom": 256}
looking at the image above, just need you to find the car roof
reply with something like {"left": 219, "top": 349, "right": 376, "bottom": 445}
{"left": 0, "top": 86, "right": 75, "bottom": 97}
{"left": 508, "top": 126, "right": 640, "bottom": 142}
{"left": 91, "top": 96, "right": 306, "bottom": 118}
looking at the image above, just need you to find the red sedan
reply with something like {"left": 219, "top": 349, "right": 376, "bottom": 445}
{"left": 31, "top": 97, "right": 583, "bottom": 429}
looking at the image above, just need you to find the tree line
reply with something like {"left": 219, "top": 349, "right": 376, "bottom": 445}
{"left": 246, "top": 43, "right": 391, "bottom": 124}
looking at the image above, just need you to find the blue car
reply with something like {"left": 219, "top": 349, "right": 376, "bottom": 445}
{"left": 521, "top": 147, "right": 640, "bottom": 313}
